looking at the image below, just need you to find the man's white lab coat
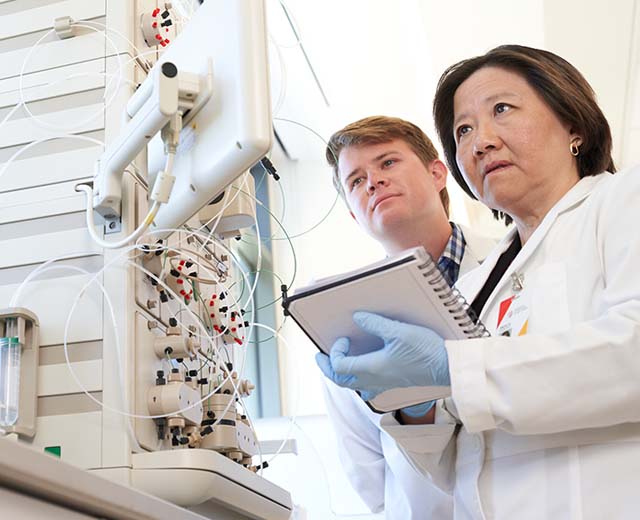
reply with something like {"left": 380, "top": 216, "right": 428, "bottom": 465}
{"left": 381, "top": 167, "right": 640, "bottom": 519}
{"left": 323, "top": 226, "right": 497, "bottom": 519}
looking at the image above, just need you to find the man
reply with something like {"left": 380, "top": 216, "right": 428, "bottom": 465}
{"left": 320, "top": 116, "right": 496, "bottom": 519}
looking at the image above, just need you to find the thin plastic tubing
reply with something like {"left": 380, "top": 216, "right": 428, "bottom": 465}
{"left": 126, "top": 257, "right": 247, "bottom": 405}
{"left": 18, "top": 26, "right": 123, "bottom": 133}
{"left": 0, "top": 134, "right": 105, "bottom": 183}
{"left": 0, "top": 102, "right": 24, "bottom": 134}
{"left": 61, "top": 251, "right": 236, "bottom": 422}
{"left": 194, "top": 171, "right": 251, "bottom": 251}
{"left": 136, "top": 229, "right": 258, "bottom": 405}
{"left": 76, "top": 20, "right": 147, "bottom": 61}
{"left": 187, "top": 174, "right": 263, "bottom": 324}
{"left": 244, "top": 322, "right": 300, "bottom": 466}
{"left": 234, "top": 186, "right": 298, "bottom": 291}
{"left": 271, "top": 117, "right": 341, "bottom": 240}
{"left": 58, "top": 226, "right": 257, "bottom": 420}
{"left": 10, "top": 251, "right": 102, "bottom": 308}
{"left": 9, "top": 262, "right": 143, "bottom": 452}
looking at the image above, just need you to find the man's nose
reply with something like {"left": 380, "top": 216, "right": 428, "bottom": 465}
{"left": 366, "top": 171, "right": 388, "bottom": 193}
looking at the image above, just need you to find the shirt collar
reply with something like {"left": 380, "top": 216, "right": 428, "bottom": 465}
{"left": 441, "top": 222, "right": 465, "bottom": 265}
{"left": 438, "top": 222, "right": 466, "bottom": 284}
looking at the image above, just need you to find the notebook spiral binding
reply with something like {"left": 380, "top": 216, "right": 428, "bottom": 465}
{"left": 417, "top": 258, "right": 490, "bottom": 338}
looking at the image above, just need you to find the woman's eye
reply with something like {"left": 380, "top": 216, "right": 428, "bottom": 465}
{"left": 456, "top": 125, "right": 471, "bottom": 139}
{"left": 495, "top": 103, "right": 511, "bottom": 114}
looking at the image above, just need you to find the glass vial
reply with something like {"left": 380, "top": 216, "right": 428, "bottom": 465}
{"left": 0, "top": 337, "right": 21, "bottom": 427}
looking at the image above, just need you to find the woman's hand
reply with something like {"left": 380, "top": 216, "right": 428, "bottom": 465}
{"left": 315, "top": 311, "right": 450, "bottom": 401}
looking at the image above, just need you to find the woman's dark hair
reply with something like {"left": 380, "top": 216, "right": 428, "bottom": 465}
{"left": 433, "top": 44, "right": 615, "bottom": 223}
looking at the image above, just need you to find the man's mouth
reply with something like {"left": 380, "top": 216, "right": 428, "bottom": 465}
{"left": 372, "top": 194, "right": 398, "bottom": 211}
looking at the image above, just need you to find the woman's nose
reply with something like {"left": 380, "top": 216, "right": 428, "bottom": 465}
{"left": 472, "top": 124, "right": 500, "bottom": 157}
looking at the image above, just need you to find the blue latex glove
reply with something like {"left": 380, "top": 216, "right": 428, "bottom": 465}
{"left": 401, "top": 400, "right": 436, "bottom": 418}
{"left": 315, "top": 311, "right": 449, "bottom": 402}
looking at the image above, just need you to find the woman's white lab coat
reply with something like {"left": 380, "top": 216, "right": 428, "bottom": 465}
{"left": 381, "top": 166, "right": 640, "bottom": 519}
{"left": 323, "top": 227, "right": 497, "bottom": 519}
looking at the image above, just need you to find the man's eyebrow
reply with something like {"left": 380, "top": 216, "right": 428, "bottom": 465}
{"left": 453, "top": 92, "right": 520, "bottom": 128}
{"left": 344, "top": 151, "right": 400, "bottom": 184}
{"left": 374, "top": 151, "right": 400, "bottom": 162}
{"left": 344, "top": 167, "right": 362, "bottom": 185}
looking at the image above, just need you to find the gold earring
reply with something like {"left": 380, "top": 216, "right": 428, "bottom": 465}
{"left": 570, "top": 139, "right": 581, "bottom": 157}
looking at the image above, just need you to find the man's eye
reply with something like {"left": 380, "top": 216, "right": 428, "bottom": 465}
{"left": 382, "top": 159, "right": 395, "bottom": 168}
{"left": 351, "top": 177, "right": 363, "bottom": 189}
{"left": 495, "top": 103, "right": 511, "bottom": 114}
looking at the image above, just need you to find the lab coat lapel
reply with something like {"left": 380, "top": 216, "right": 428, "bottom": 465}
{"left": 459, "top": 224, "right": 500, "bottom": 271}
{"left": 456, "top": 229, "right": 516, "bottom": 303}
{"left": 456, "top": 175, "right": 603, "bottom": 317}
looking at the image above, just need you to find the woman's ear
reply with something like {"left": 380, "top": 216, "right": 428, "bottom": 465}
{"left": 569, "top": 127, "right": 583, "bottom": 148}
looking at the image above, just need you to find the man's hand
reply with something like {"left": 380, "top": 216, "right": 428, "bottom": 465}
{"left": 315, "top": 311, "right": 450, "bottom": 401}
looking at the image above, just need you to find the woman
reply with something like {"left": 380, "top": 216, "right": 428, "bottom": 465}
{"left": 317, "top": 45, "right": 640, "bottom": 518}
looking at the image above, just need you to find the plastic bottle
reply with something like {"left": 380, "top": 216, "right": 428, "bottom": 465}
{"left": 0, "top": 337, "right": 21, "bottom": 427}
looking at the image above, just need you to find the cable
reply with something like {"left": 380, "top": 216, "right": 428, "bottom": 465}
{"left": 76, "top": 152, "right": 176, "bottom": 249}
{"left": 77, "top": 184, "right": 161, "bottom": 249}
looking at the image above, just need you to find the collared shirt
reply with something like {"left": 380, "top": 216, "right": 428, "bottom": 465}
{"left": 438, "top": 222, "right": 466, "bottom": 286}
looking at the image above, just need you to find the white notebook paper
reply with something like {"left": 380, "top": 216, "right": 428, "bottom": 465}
{"left": 282, "top": 247, "right": 489, "bottom": 413}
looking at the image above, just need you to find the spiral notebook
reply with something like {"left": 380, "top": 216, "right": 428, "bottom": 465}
{"left": 281, "top": 246, "right": 489, "bottom": 413}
